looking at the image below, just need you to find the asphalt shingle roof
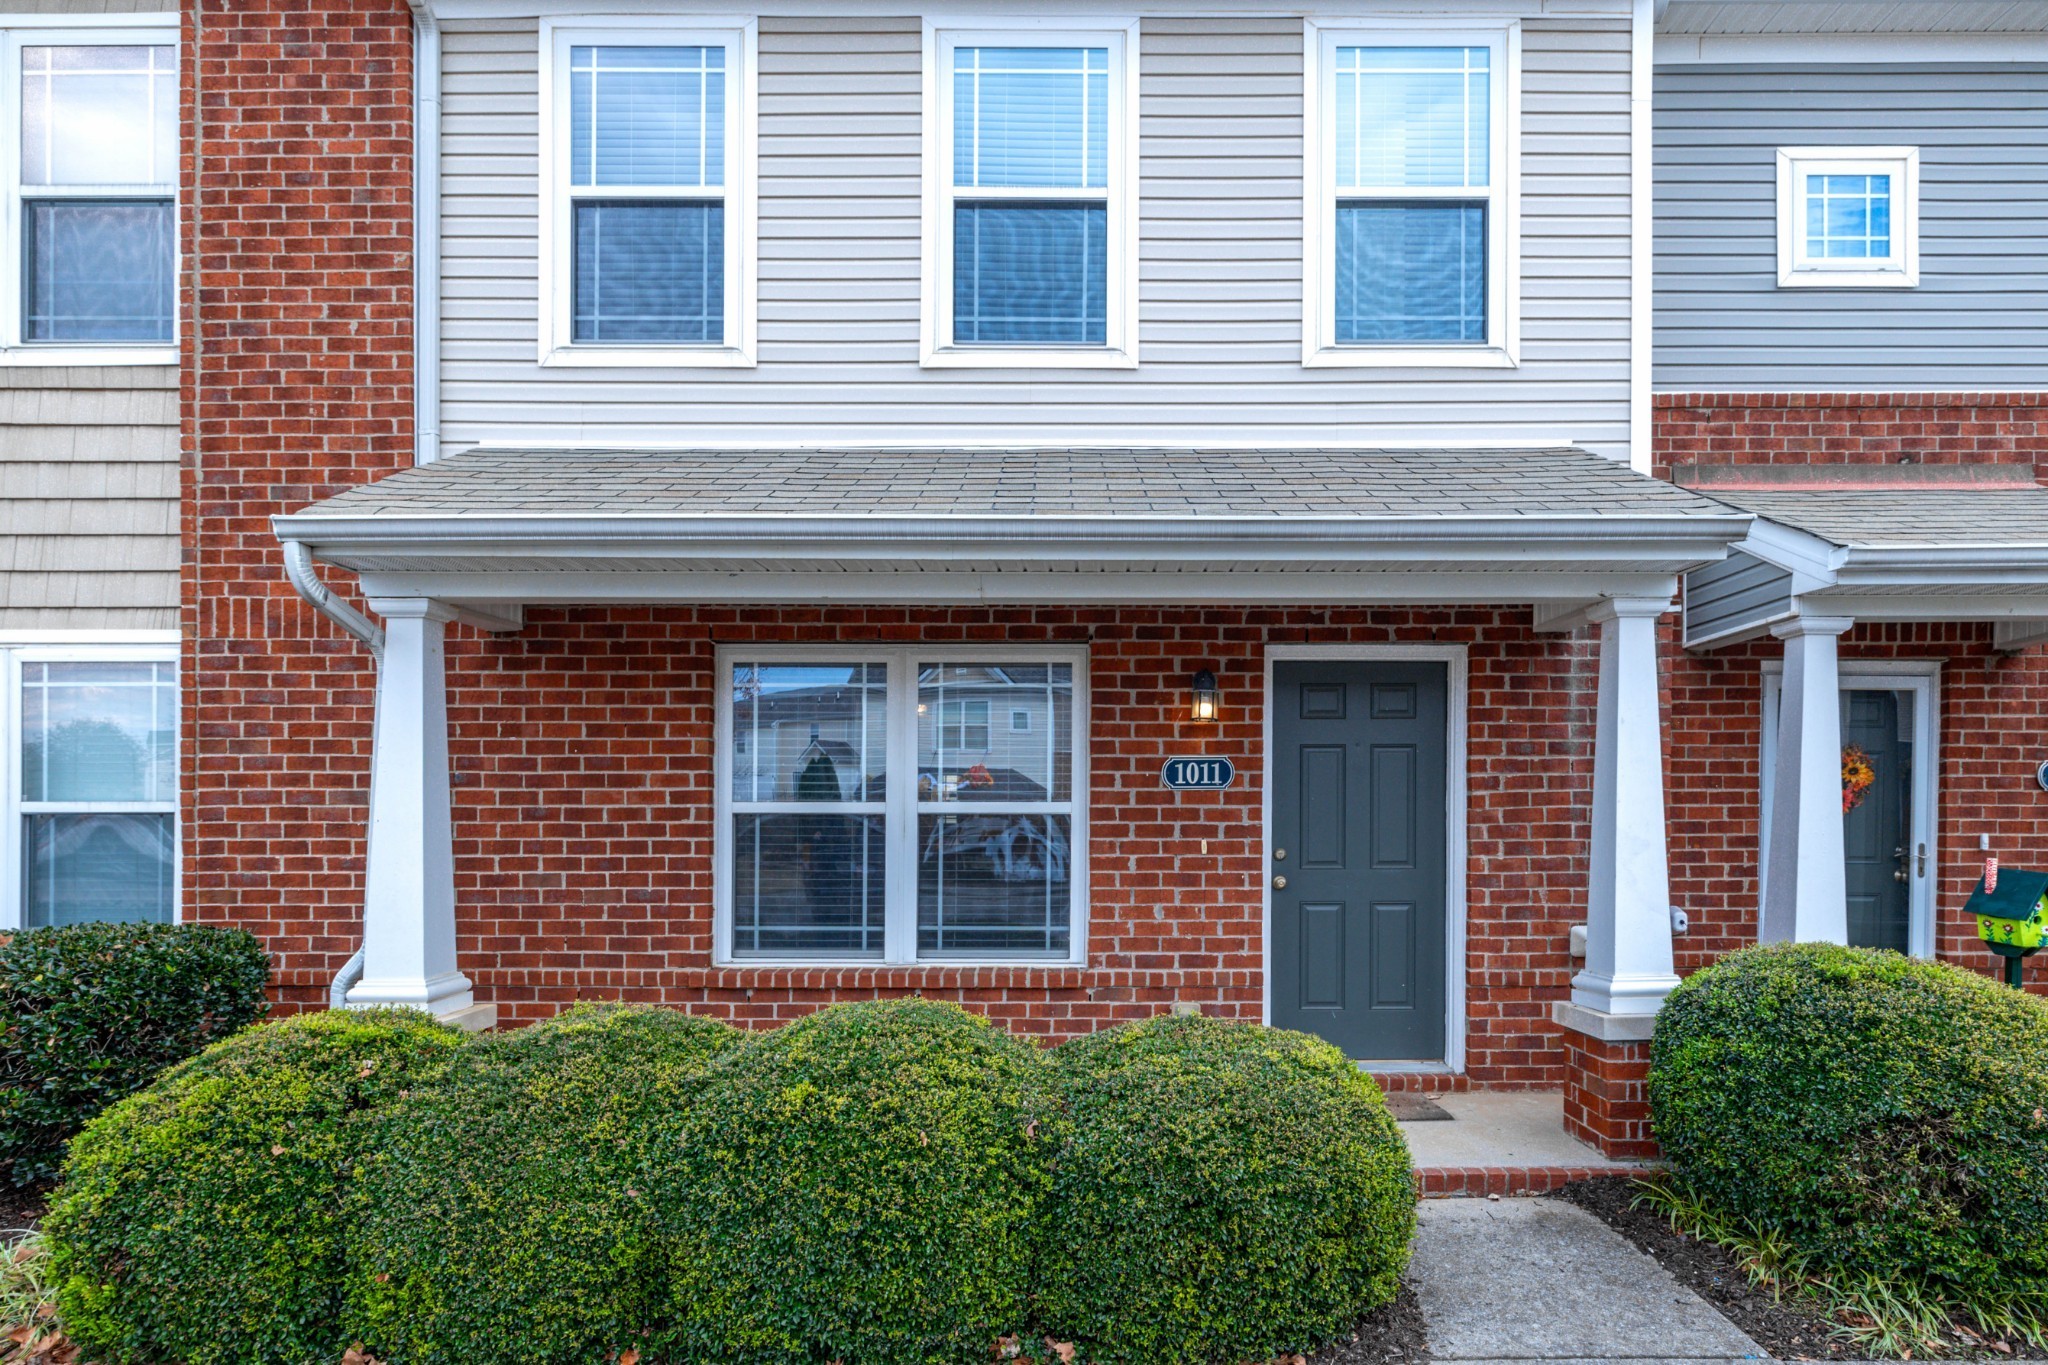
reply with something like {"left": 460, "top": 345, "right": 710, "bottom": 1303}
{"left": 1697, "top": 487, "right": 2048, "bottom": 549}
{"left": 291, "top": 446, "right": 1734, "bottom": 521}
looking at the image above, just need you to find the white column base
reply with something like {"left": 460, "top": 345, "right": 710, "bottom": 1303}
{"left": 1574, "top": 598, "right": 1682, "bottom": 1017}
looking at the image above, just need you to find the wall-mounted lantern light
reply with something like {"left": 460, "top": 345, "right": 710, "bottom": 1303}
{"left": 1190, "top": 669, "right": 1220, "bottom": 722}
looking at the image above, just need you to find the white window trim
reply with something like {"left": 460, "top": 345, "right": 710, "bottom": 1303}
{"left": 1776, "top": 146, "right": 1920, "bottom": 289}
{"left": 1759, "top": 659, "right": 1939, "bottom": 958}
{"left": 536, "top": 15, "right": 758, "bottom": 369}
{"left": 1302, "top": 19, "right": 1520, "bottom": 370}
{"left": 0, "top": 642, "right": 180, "bottom": 931}
{"left": 919, "top": 16, "right": 1140, "bottom": 370}
{"left": 0, "top": 20, "right": 177, "bottom": 367}
{"left": 713, "top": 642, "right": 1089, "bottom": 968}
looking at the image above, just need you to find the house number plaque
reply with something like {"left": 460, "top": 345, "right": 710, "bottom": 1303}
{"left": 1162, "top": 757, "right": 1235, "bottom": 791}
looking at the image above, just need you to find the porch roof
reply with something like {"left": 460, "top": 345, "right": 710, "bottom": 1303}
{"left": 271, "top": 444, "right": 1752, "bottom": 613}
{"left": 1675, "top": 464, "right": 2048, "bottom": 649}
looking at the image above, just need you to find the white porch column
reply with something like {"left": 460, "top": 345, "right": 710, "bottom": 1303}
{"left": 1572, "top": 598, "right": 1681, "bottom": 1016}
{"left": 348, "top": 598, "right": 481, "bottom": 1021}
{"left": 1761, "top": 614, "right": 1854, "bottom": 944}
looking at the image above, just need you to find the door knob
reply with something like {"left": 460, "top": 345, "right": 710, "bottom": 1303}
{"left": 1272, "top": 875, "right": 1287, "bottom": 890}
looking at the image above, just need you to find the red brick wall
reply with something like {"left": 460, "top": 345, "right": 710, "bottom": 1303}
{"left": 1560, "top": 1032, "right": 1654, "bottom": 1161}
{"left": 435, "top": 606, "right": 1596, "bottom": 1080}
{"left": 1658, "top": 394, "right": 2048, "bottom": 988}
{"left": 1654, "top": 392, "right": 2048, "bottom": 480}
{"left": 181, "top": 1, "right": 415, "bottom": 989}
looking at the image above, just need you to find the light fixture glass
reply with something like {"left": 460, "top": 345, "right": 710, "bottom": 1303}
{"left": 1190, "top": 668, "right": 1220, "bottom": 722}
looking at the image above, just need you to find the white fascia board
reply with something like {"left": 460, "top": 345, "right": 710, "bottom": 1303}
{"left": 350, "top": 568, "right": 1690, "bottom": 607}
{"left": 1800, "top": 591, "right": 2048, "bottom": 622}
{"left": 271, "top": 511, "right": 1753, "bottom": 573}
{"left": 1721, "top": 517, "right": 1845, "bottom": 593}
{"left": 1656, "top": 32, "right": 2048, "bottom": 62}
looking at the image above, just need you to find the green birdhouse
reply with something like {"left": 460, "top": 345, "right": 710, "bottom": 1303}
{"left": 1966, "top": 868, "right": 2048, "bottom": 953}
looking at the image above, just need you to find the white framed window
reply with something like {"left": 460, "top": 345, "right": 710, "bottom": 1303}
{"left": 715, "top": 646, "right": 1087, "bottom": 965}
{"left": 537, "top": 17, "right": 757, "bottom": 367}
{"left": 0, "top": 22, "right": 176, "bottom": 366}
{"left": 0, "top": 644, "right": 178, "bottom": 929}
{"left": 920, "top": 19, "right": 1139, "bottom": 369}
{"left": 1302, "top": 22, "right": 1519, "bottom": 369}
{"left": 1776, "top": 147, "right": 1919, "bottom": 288}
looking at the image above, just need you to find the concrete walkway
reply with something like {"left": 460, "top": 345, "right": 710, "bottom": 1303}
{"left": 1407, "top": 1197, "right": 1766, "bottom": 1363}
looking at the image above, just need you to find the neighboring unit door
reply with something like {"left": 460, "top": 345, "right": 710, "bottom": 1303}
{"left": 1269, "top": 659, "right": 1449, "bottom": 1062}
{"left": 1842, "top": 689, "right": 1912, "bottom": 954}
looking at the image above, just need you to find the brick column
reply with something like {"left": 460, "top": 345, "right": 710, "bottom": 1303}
{"left": 1559, "top": 1023, "right": 1657, "bottom": 1161}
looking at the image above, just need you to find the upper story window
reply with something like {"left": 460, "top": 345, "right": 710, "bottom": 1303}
{"left": 1, "top": 28, "right": 175, "bottom": 364}
{"left": 922, "top": 21, "right": 1138, "bottom": 369}
{"left": 539, "top": 20, "right": 756, "bottom": 367}
{"left": 1304, "top": 23, "right": 1518, "bottom": 369}
{"left": 718, "top": 647, "right": 1087, "bottom": 964}
{"left": 1776, "top": 147, "right": 1920, "bottom": 288}
{"left": 5, "top": 648, "right": 178, "bottom": 928}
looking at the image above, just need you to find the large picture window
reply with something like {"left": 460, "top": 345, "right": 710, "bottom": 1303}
{"left": 540, "top": 20, "right": 756, "bottom": 366}
{"left": 719, "top": 647, "right": 1086, "bottom": 964}
{"left": 1, "top": 28, "right": 175, "bottom": 361}
{"left": 1304, "top": 23, "right": 1516, "bottom": 367}
{"left": 922, "top": 21, "right": 1138, "bottom": 368}
{"left": 3, "top": 648, "right": 177, "bottom": 928}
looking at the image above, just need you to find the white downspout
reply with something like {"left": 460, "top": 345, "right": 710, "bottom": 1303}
{"left": 411, "top": 2, "right": 441, "bottom": 465}
{"left": 282, "top": 541, "right": 384, "bottom": 1009}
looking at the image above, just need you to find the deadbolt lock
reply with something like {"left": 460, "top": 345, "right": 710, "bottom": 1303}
{"left": 1273, "top": 848, "right": 1286, "bottom": 861}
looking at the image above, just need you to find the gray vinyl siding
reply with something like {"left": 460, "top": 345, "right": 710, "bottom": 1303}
{"left": 0, "top": 366, "right": 178, "bottom": 631}
{"left": 437, "top": 12, "right": 1636, "bottom": 461}
{"left": 1682, "top": 549, "right": 1791, "bottom": 646}
{"left": 1654, "top": 63, "right": 2048, "bottom": 391}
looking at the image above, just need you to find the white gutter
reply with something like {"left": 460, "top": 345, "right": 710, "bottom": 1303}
{"left": 410, "top": 1, "right": 440, "bottom": 464}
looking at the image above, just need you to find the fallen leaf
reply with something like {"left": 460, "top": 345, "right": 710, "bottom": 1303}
{"left": 1046, "top": 1339, "right": 1076, "bottom": 1363}
{"left": 271, "top": 1145, "right": 287, "bottom": 1156}
{"left": 618, "top": 1349, "right": 639, "bottom": 1365}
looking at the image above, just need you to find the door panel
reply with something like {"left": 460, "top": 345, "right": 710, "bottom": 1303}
{"left": 1842, "top": 688, "right": 1911, "bottom": 954}
{"left": 1271, "top": 659, "right": 1449, "bottom": 1061}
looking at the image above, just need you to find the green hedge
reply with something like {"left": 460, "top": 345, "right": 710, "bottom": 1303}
{"left": 1650, "top": 942, "right": 2048, "bottom": 1288}
{"left": 44, "top": 1008, "right": 465, "bottom": 1365}
{"left": 655, "top": 998, "right": 1062, "bottom": 1365}
{"left": 0, "top": 922, "right": 270, "bottom": 1185}
{"left": 346, "top": 1003, "right": 748, "bottom": 1365}
{"left": 1038, "top": 1015, "right": 1415, "bottom": 1365}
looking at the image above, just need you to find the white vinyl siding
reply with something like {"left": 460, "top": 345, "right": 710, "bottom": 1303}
{"left": 435, "top": 10, "right": 1634, "bottom": 461}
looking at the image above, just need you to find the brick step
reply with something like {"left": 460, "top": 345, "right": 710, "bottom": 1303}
{"left": 1416, "top": 1165, "right": 1651, "bottom": 1199}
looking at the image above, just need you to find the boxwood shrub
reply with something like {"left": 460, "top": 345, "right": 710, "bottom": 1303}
{"left": 1038, "top": 1014, "right": 1415, "bottom": 1365}
{"left": 345, "top": 1002, "right": 748, "bottom": 1365}
{"left": 0, "top": 922, "right": 270, "bottom": 1184}
{"left": 655, "top": 998, "right": 1062, "bottom": 1365}
{"left": 1650, "top": 942, "right": 2048, "bottom": 1288}
{"left": 43, "top": 1008, "right": 465, "bottom": 1365}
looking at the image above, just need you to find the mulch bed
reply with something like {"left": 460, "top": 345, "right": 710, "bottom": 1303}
{"left": 1304, "top": 1282, "right": 1429, "bottom": 1365}
{"left": 0, "top": 1184, "right": 47, "bottom": 1239}
{"left": 1554, "top": 1176, "right": 2038, "bottom": 1362}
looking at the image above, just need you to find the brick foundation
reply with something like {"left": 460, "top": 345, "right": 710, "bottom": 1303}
{"left": 1560, "top": 1029, "right": 1656, "bottom": 1161}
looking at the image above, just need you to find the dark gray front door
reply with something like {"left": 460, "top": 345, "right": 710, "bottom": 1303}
{"left": 1270, "top": 659, "right": 1449, "bottom": 1062}
{"left": 1842, "top": 689, "right": 1912, "bottom": 953}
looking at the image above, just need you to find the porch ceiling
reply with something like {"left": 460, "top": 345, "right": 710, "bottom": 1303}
{"left": 270, "top": 445, "right": 1751, "bottom": 608}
